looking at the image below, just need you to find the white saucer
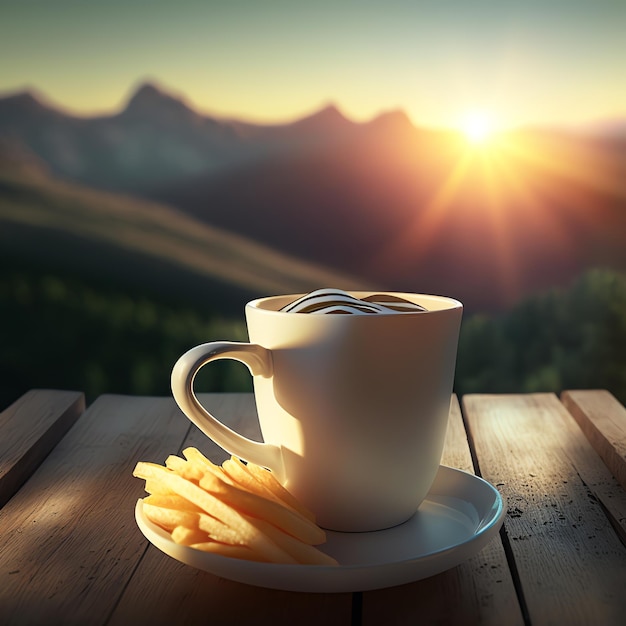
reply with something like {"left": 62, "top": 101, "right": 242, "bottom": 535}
{"left": 135, "top": 465, "right": 505, "bottom": 593}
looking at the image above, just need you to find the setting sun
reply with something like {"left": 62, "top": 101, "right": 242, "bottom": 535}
{"left": 461, "top": 111, "right": 497, "bottom": 145}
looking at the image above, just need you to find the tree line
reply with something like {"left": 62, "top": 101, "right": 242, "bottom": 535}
{"left": 1, "top": 265, "right": 624, "bottom": 410}
{"left": 455, "top": 268, "right": 625, "bottom": 402}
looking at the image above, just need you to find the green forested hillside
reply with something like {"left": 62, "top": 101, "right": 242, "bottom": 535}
{"left": 0, "top": 168, "right": 367, "bottom": 312}
{"left": 0, "top": 266, "right": 253, "bottom": 409}
{"left": 455, "top": 268, "right": 626, "bottom": 403}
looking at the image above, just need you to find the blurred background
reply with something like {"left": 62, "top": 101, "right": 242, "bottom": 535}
{"left": 1, "top": 0, "right": 625, "bottom": 409}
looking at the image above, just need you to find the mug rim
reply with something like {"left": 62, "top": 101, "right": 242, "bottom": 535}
{"left": 247, "top": 291, "right": 463, "bottom": 315}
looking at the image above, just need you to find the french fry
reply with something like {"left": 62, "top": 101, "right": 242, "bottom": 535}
{"left": 143, "top": 493, "right": 202, "bottom": 512}
{"left": 143, "top": 497, "right": 253, "bottom": 545}
{"left": 245, "top": 462, "right": 316, "bottom": 522}
{"left": 195, "top": 511, "right": 244, "bottom": 545}
{"left": 189, "top": 542, "right": 269, "bottom": 562}
{"left": 164, "top": 454, "right": 186, "bottom": 472}
{"left": 181, "top": 446, "right": 219, "bottom": 470}
{"left": 165, "top": 455, "right": 204, "bottom": 482}
{"left": 143, "top": 478, "right": 175, "bottom": 496}
{"left": 251, "top": 517, "right": 338, "bottom": 566}
{"left": 134, "top": 462, "right": 298, "bottom": 564}
{"left": 222, "top": 457, "right": 288, "bottom": 505}
{"left": 134, "top": 448, "right": 338, "bottom": 566}
{"left": 199, "top": 470, "right": 325, "bottom": 545}
{"left": 171, "top": 525, "right": 208, "bottom": 546}
{"left": 182, "top": 447, "right": 234, "bottom": 484}
{"left": 142, "top": 501, "right": 198, "bottom": 531}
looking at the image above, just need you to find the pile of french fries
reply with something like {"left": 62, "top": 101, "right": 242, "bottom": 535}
{"left": 134, "top": 447, "right": 338, "bottom": 566}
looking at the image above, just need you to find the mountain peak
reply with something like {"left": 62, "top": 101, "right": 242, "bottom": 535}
{"left": 368, "top": 109, "right": 414, "bottom": 132}
{"left": 288, "top": 103, "right": 352, "bottom": 133}
{"left": 315, "top": 103, "right": 345, "bottom": 119}
{"left": 122, "top": 81, "right": 197, "bottom": 120}
{"left": 309, "top": 103, "right": 347, "bottom": 122}
{"left": 0, "top": 88, "right": 48, "bottom": 113}
{"left": 129, "top": 81, "right": 162, "bottom": 99}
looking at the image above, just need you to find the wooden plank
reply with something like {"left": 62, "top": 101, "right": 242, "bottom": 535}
{"left": 562, "top": 390, "right": 626, "bottom": 491}
{"left": 109, "top": 393, "right": 353, "bottom": 626}
{"left": 0, "top": 389, "right": 85, "bottom": 508}
{"left": 441, "top": 393, "right": 476, "bottom": 472}
{"left": 0, "top": 394, "right": 190, "bottom": 625}
{"left": 463, "top": 393, "right": 626, "bottom": 626}
{"left": 362, "top": 396, "right": 524, "bottom": 626}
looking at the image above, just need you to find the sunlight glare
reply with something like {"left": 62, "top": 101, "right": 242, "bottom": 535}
{"left": 462, "top": 110, "right": 496, "bottom": 145}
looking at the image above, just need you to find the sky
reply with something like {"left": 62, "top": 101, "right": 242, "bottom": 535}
{"left": 0, "top": 0, "right": 625, "bottom": 130}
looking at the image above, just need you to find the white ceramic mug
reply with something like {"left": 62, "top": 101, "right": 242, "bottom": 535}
{"left": 171, "top": 292, "right": 462, "bottom": 532}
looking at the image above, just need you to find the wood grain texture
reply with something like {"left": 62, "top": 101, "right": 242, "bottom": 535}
{"left": 0, "top": 394, "right": 189, "bottom": 625}
{"left": 463, "top": 393, "right": 626, "bottom": 626}
{"left": 0, "top": 389, "right": 85, "bottom": 508}
{"left": 362, "top": 396, "right": 524, "bottom": 626}
{"left": 109, "top": 393, "right": 352, "bottom": 626}
{"left": 5, "top": 390, "right": 623, "bottom": 625}
{"left": 562, "top": 389, "right": 626, "bottom": 491}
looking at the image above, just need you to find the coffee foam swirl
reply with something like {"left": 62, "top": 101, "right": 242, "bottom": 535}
{"left": 280, "top": 289, "right": 427, "bottom": 315}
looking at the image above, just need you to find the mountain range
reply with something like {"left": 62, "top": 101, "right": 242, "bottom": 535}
{"left": 0, "top": 83, "right": 386, "bottom": 191}
{"left": 1, "top": 82, "right": 625, "bottom": 312}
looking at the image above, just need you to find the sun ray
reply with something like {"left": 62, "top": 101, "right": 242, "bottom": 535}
{"left": 499, "top": 132, "right": 626, "bottom": 200}
{"left": 494, "top": 134, "right": 618, "bottom": 246}
{"left": 371, "top": 146, "right": 474, "bottom": 270}
{"left": 468, "top": 134, "right": 607, "bottom": 300}
{"left": 370, "top": 115, "right": 623, "bottom": 307}
{"left": 470, "top": 150, "right": 522, "bottom": 305}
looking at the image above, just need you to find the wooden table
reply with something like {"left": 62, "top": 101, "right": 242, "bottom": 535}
{"left": 1, "top": 389, "right": 625, "bottom": 625}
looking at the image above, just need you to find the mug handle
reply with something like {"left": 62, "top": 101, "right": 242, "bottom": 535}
{"left": 171, "top": 341, "right": 283, "bottom": 476}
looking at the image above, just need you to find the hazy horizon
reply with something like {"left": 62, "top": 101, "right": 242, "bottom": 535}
{"left": 2, "top": 79, "right": 624, "bottom": 138}
{"left": 1, "top": 1, "right": 624, "bottom": 132}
